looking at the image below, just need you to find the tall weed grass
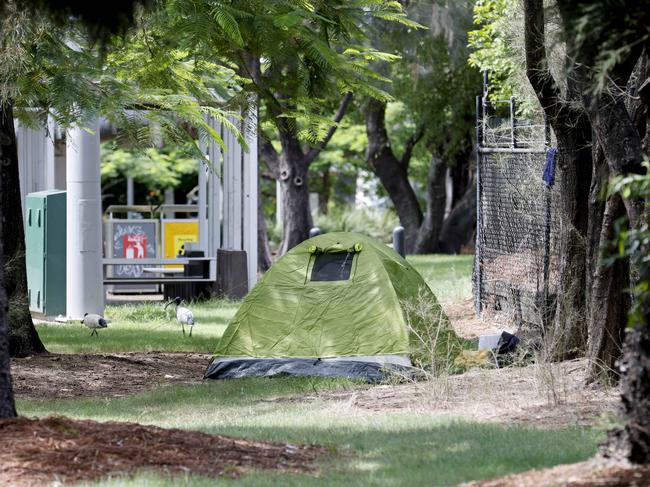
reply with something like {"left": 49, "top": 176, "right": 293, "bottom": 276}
{"left": 403, "top": 290, "right": 466, "bottom": 377}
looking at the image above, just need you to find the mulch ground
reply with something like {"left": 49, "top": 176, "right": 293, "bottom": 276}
{"left": 11, "top": 352, "right": 210, "bottom": 399}
{"left": 0, "top": 416, "right": 324, "bottom": 486}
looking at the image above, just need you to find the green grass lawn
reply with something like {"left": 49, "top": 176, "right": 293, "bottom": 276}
{"left": 18, "top": 377, "right": 603, "bottom": 487}
{"left": 407, "top": 254, "right": 474, "bottom": 303}
{"left": 24, "top": 253, "right": 605, "bottom": 486}
{"left": 36, "top": 300, "right": 239, "bottom": 354}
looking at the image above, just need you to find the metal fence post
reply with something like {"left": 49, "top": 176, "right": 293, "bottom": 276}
{"left": 475, "top": 95, "right": 484, "bottom": 317}
{"left": 482, "top": 71, "right": 489, "bottom": 146}
{"left": 510, "top": 96, "right": 517, "bottom": 148}
{"left": 392, "top": 226, "right": 405, "bottom": 258}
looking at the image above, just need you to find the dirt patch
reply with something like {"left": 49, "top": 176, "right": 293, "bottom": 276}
{"left": 267, "top": 359, "right": 619, "bottom": 429}
{"left": 12, "top": 352, "right": 211, "bottom": 399}
{"left": 444, "top": 298, "right": 506, "bottom": 338}
{"left": 461, "top": 457, "right": 650, "bottom": 486}
{"left": 0, "top": 416, "right": 323, "bottom": 486}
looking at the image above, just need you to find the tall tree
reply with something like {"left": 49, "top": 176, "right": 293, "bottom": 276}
{"left": 168, "top": 0, "right": 415, "bottom": 253}
{"left": 364, "top": 0, "right": 479, "bottom": 254}
{"left": 554, "top": 0, "right": 650, "bottom": 462}
{"left": 0, "top": 0, "right": 149, "bottom": 418}
{"left": 0, "top": 106, "right": 17, "bottom": 419}
{"left": 522, "top": 0, "right": 593, "bottom": 360}
{"left": 0, "top": 8, "right": 49, "bottom": 357}
{"left": 0, "top": 104, "right": 46, "bottom": 357}
{"left": 0, "top": 2, "right": 235, "bottom": 356}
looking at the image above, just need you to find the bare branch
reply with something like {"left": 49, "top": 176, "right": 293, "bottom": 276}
{"left": 365, "top": 98, "right": 393, "bottom": 162}
{"left": 401, "top": 125, "right": 425, "bottom": 168}
{"left": 523, "top": 0, "right": 565, "bottom": 126}
{"left": 304, "top": 92, "right": 354, "bottom": 166}
{"left": 238, "top": 52, "right": 286, "bottom": 119}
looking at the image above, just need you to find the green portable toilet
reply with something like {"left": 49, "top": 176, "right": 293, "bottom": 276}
{"left": 25, "top": 190, "right": 66, "bottom": 316}
{"left": 205, "top": 232, "right": 458, "bottom": 381}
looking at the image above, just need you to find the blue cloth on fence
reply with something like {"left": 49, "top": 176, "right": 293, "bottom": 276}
{"left": 543, "top": 148, "right": 557, "bottom": 187}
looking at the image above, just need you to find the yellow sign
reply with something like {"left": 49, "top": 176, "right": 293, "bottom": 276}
{"left": 162, "top": 221, "right": 199, "bottom": 268}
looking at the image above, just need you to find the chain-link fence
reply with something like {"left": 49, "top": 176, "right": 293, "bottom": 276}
{"left": 474, "top": 81, "right": 560, "bottom": 330}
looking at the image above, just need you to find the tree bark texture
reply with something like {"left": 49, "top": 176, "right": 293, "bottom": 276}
{"left": 0, "top": 103, "right": 46, "bottom": 358}
{"left": 257, "top": 181, "right": 272, "bottom": 273}
{"left": 414, "top": 156, "right": 446, "bottom": 254}
{"left": 549, "top": 0, "right": 650, "bottom": 462}
{"left": 0, "top": 106, "right": 17, "bottom": 418}
{"left": 588, "top": 86, "right": 646, "bottom": 227}
{"left": 258, "top": 91, "right": 352, "bottom": 255}
{"left": 365, "top": 99, "right": 422, "bottom": 253}
{"left": 277, "top": 133, "right": 312, "bottom": 255}
{"left": 318, "top": 165, "right": 331, "bottom": 215}
{"left": 585, "top": 143, "right": 607, "bottom": 298}
{"left": 611, "top": 322, "right": 650, "bottom": 463}
{"left": 545, "top": 126, "right": 592, "bottom": 360}
{"left": 586, "top": 193, "right": 630, "bottom": 382}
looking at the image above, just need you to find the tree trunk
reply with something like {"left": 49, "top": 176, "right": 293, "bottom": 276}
{"left": 588, "top": 87, "right": 645, "bottom": 227}
{"left": 608, "top": 322, "right": 650, "bottom": 463}
{"left": 414, "top": 155, "right": 446, "bottom": 254}
{"left": 0, "top": 103, "right": 46, "bottom": 358}
{"left": 585, "top": 143, "right": 607, "bottom": 299}
{"left": 0, "top": 254, "right": 15, "bottom": 418}
{"left": 586, "top": 193, "right": 630, "bottom": 382}
{"left": 438, "top": 179, "right": 476, "bottom": 254}
{"left": 0, "top": 106, "right": 17, "bottom": 419}
{"left": 544, "top": 126, "right": 592, "bottom": 360}
{"left": 523, "top": 0, "right": 592, "bottom": 360}
{"left": 257, "top": 181, "right": 272, "bottom": 273}
{"left": 278, "top": 134, "right": 312, "bottom": 255}
{"left": 318, "top": 165, "right": 331, "bottom": 215}
{"left": 365, "top": 99, "right": 422, "bottom": 253}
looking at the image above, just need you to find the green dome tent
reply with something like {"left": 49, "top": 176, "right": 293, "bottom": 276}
{"left": 205, "top": 232, "right": 455, "bottom": 381}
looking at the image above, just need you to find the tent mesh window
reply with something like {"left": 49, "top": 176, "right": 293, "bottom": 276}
{"left": 474, "top": 89, "right": 561, "bottom": 331}
{"left": 311, "top": 252, "right": 355, "bottom": 281}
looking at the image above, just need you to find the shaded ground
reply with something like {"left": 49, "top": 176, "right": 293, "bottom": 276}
{"left": 12, "top": 352, "right": 210, "bottom": 399}
{"left": 462, "top": 458, "right": 650, "bottom": 487}
{"left": 0, "top": 416, "right": 323, "bottom": 487}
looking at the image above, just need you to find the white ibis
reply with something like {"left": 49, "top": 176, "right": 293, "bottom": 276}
{"left": 81, "top": 313, "right": 108, "bottom": 337}
{"left": 165, "top": 297, "right": 195, "bottom": 336}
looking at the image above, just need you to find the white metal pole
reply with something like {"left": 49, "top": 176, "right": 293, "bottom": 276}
{"left": 223, "top": 116, "right": 238, "bottom": 249}
{"left": 198, "top": 140, "right": 208, "bottom": 252}
{"left": 66, "top": 119, "right": 104, "bottom": 319}
{"left": 126, "top": 176, "right": 135, "bottom": 219}
{"left": 232, "top": 118, "right": 243, "bottom": 250}
{"left": 207, "top": 116, "right": 222, "bottom": 258}
{"left": 242, "top": 105, "right": 258, "bottom": 290}
{"left": 45, "top": 117, "right": 57, "bottom": 190}
{"left": 126, "top": 177, "right": 134, "bottom": 205}
{"left": 222, "top": 122, "right": 231, "bottom": 248}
